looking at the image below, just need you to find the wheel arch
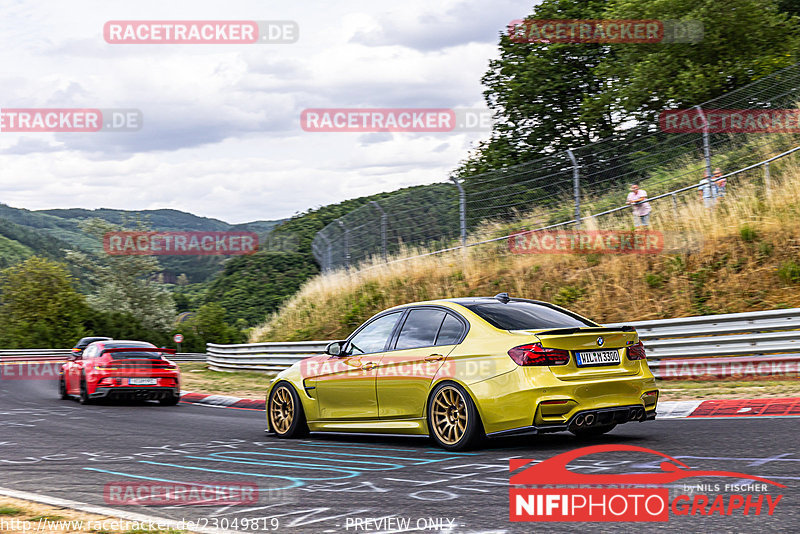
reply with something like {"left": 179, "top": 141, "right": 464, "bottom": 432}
{"left": 426, "top": 378, "right": 487, "bottom": 435}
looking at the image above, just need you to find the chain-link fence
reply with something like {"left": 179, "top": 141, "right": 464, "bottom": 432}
{"left": 313, "top": 61, "right": 800, "bottom": 271}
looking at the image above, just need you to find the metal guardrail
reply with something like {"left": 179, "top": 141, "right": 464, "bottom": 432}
{"left": 206, "top": 309, "right": 800, "bottom": 378}
{"left": 0, "top": 350, "right": 206, "bottom": 362}
{"left": 206, "top": 341, "right": 334, "bottom": 372}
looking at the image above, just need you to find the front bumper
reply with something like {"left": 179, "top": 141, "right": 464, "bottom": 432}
{"left": 90, "top": 386, "right": 179, "bottom": 401}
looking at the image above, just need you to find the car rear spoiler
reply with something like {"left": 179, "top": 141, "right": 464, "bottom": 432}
{"left": 535, "top": 326, "right": 637, "bottom": 336}
{"left": 99, "top": 347, "right": 177, "bottom": 355}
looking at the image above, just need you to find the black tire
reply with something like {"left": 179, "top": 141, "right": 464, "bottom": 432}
{"left": 160, "top": 393, "right": 180, "bottom": 406}
{"left": 571, "top": 423, "right": 617, "bottom": 439}
{"left": 267, "top": 382, "right": 308, "bottom": 438}
{"left": 78, "top": 378, "right": 93, "bottom": 405}
{"left": 427, "top": 381, "right": 484, "bottom": 451}
{"left": 58, "top": 376, "right": 69, "bottom": 400}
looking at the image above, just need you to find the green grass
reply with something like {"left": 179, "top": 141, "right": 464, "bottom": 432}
{"left": 0, "top": 506, "right": 21, "bottom": 515}
{"left": 179, "top": 362, "right": 274, "bottom": 398}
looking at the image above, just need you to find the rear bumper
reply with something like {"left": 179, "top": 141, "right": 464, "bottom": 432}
{"left": 90, "top": 386, "right": 179, "bottom": 401}
{"left": 468, "top": 365, "right": 658, "bottom": 434}
{"left": 486, "top": 404, "right": 656, "bottom": 438}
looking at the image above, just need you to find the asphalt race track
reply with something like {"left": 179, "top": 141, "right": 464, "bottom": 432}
{"left": 1, "top": 377, "right": 798, "bottom": 533}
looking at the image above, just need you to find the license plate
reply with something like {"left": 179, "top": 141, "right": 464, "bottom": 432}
{"left": 575, "top": 350, "right": 620, "bottom": 367}
{"left": 128, "top": 378, "right": 157, "bottom": 385}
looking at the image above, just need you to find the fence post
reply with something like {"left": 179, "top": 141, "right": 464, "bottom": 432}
{"left": 369, "top": 201, "right": 388, "bottom": 261}
{"left": 694, "top": 105, "right": 715, "bottom": 199}
{"left": 567, "top": 149, "right": 580, "bottom": 228}
{"left": 337, "top": 219, "right": 350, "bottom": 270}
{"left": 764, "top": 162, "right": 772, "bottom": 199}
{"left": 317, "top": 233, "right": 331, "bottom": 272}
{"left": 450, "top": 177, "right": 467, "bottom": 247}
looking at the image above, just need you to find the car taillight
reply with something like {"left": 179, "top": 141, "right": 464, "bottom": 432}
{"left": 508, "top": 343, "right": 570, "bottom": 366}
{"left": 627, "top": 341, "right": 647, "bottom": 360}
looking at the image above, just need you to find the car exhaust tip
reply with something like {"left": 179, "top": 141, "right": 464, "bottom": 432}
{"left": 574, "top": 414, "right": 585, "bottom": 427}
{"left": 584, "top": 413, "right": 596, "bottom": 426}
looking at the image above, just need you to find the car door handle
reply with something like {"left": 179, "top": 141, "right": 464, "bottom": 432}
{"left": 362, "top": 362, "right": 377, "bottom": 371}
{"left": 425, "top": 354, "right": 444, "bottom": 362}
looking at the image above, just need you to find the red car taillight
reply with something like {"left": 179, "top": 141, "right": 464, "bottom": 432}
{"left": 627, "top": 341, "right": 647, "bottom": 360}
{"left": 508, "top": 343, "right": 570, "bottom": 366}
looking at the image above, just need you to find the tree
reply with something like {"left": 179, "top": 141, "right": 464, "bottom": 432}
{"left": 598, "top": 0, "right": 799, "bottom": 120}
{"left": 457, "top": 0, "right": 800, "bottom": 177}
{"left": 0, "top": 257, "right": 87, "bottom": 347}
{"left": 67, "top": 219, "right": 176, "bottom": 332}
{"left": 461, "top": 0, "right": 614, "bottom": 175}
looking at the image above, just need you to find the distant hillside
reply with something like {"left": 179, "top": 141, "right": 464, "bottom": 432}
{"left": 201, "top": 182, "right": 456, "bottom": 325}
{"left": 0, "top": 203, "right": 281, "bottom": 283}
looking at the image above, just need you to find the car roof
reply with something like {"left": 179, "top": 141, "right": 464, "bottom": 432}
{"left": 91, "top": 340, "right": 156, "bottom": 348}
{"left": 384, "top": 296, "right": 553, "bottom": 310}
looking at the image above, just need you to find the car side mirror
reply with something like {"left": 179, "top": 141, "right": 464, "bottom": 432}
{"left": 325, "top": 342, "right": 342, "bottom": 356}
{"left": 69, "top": 353, "right": 81, "bottom": 361}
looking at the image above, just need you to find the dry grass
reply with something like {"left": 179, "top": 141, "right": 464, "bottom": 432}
{"left": 0, "top": 496, "right": 188, "bottom": 533}
{"left": 178, "top": 362, "right": 274, "bottom": 398}
{"left": 252, "top": 142, "right": 800, "bottom": 342}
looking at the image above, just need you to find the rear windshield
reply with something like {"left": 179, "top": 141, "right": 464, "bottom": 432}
{"left": 464, "top": 301, "right": 595, "bottom": 330}
{"left": 104, "top": 344, "right": 163, "bottom": 360}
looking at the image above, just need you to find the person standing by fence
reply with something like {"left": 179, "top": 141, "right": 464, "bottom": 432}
{"left": 626, "top": 183, "right": 651, "bottom": 227}
{"left": 698, "top": 172, "right": 717, "bottom": 208}
{"left": 713, "top": 167, "right": 726, "bottom": 198}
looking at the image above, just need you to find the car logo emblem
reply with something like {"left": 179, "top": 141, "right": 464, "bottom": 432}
{"left": 597, "top": 337, "right": 604, "bottom": 347}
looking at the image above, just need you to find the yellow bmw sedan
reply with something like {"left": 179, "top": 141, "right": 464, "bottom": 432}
{"left": 266, "top": 293, "right": 658, "bottom": 450}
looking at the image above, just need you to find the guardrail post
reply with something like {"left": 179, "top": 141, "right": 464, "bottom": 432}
{"left": 694, "top": 105, "right": 715, "bottom": 199}
{"left": 567, "top": 149, "right": 580, "bottom": 228}
{"left": 369, "top": 201, "right": 388, "bottom": 262}
{"left": 450, "top": 177, "right": 467, "bottom": 247}
{"left": 337, "top": 219, "right": 350, "bottom": 270}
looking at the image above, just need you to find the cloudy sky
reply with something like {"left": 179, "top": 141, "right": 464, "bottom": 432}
{"left": 0, "top": 0, "right": 534, "bottom": 224}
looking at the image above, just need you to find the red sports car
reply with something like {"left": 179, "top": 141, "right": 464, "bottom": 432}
{"left": 59, "top": 340, "right": 181, "bottom": 405}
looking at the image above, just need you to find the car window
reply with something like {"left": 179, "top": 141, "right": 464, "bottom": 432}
{"left": 464, "top": 301, "right": 595, "bottom": 330}
{"left": 348, "top": 312, "right": 402, "bottom": 355}
{"left": 435, "top": 314, "right": 465, "bottom": 345}
{"left": 395, "top": 309, "right": 447, "bottom": 350}
{"left": 83, "top": 345, "right": 98, "bottom": 358}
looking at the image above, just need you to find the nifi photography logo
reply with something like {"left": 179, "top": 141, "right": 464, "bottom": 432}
{"left": 509, "top": 445, "right": 785, "bottom": 522}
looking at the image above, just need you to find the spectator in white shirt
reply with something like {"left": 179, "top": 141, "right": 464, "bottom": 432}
{"left": 626, "top": 183, "right": 651, "bottom": 227}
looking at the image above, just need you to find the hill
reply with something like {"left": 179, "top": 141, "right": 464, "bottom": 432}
{"left": 251, "top": 145, "right": 800, "bottom": 342}
{"left": 0, "top": 204, "right": 281, "bottom": 283}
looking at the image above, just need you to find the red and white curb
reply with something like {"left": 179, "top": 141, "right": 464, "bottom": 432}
{"left": 657, "top": 397, "right": 800, "bottom": 419}
{"left": 180, "top": 391, "right": 265, "bottom": 410}
{"left": 180, "top": 391, "right": 800, "bottom": 421}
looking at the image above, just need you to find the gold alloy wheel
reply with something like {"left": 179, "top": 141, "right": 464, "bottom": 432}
{"left": 431, "top": 385, "right": 468, "bottom": 445}
{"left": 270, "top": 386, "right": 295, "bottom": 434}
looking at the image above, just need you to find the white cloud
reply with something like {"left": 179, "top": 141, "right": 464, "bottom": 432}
{"left": 0, "top": 0, "right": 533, "bottom": 223}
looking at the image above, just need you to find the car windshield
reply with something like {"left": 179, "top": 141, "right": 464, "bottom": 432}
{"left": 463, "top": 301, "right": 595, "bottom": 330}
{"left": 103, "top": 344, "right": 163, "bottom": 360}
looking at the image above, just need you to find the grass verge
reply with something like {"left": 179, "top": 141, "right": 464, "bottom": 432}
{"left": 177, "top": 362, "right": 799, "bottom": 402}
{"left": 178, "top": 362, "right": 274, "bottom": 399}
{"left": 0, "top": 496, "right": 188, "bottom": 533}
